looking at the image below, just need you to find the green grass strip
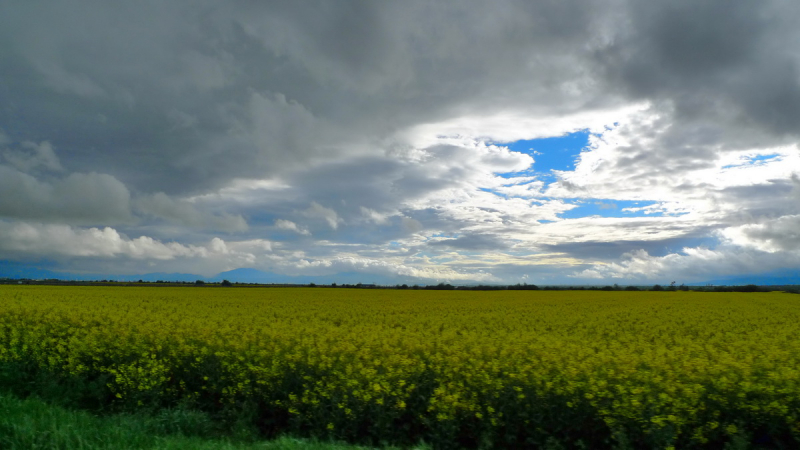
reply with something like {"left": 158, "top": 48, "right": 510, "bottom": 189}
{"left": 0, "top": 391, "right": 417, "bottom": 450}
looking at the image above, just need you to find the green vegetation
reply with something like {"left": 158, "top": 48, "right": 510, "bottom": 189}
{"left": 0, "top": 391, "right": 406, "bottom": 450}
{"left": 3, "top": 286, "right": 800, "bottom": 448}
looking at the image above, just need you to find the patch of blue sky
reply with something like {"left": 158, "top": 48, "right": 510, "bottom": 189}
{"left": 722, "top": 153, "right": 781, "bottom": 169}
{"left": 430, "top": 232, "right": 458, "bottom": 238}
{"left": 479, "top": 187, "right": 668, "bottom": 220}
{"left": 495, "top": 129, "right": 592, "bottom": 182}
{"left": 559, "top": 199, "right": 661, "bottom": 219}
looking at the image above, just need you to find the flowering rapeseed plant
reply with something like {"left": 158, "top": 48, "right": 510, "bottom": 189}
{"left": 1, "top": 286, "right": 799, "bottom": 447}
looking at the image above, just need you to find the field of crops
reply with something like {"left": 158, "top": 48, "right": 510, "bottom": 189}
{"left": 1, "top": 286, "right": 799, "bottom": 448}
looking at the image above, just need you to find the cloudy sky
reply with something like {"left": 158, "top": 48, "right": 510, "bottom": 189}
{"left": 2, "top": 0, "right": 799, "bottom": 285}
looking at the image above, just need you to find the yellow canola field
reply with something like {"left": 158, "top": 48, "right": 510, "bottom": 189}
{"left": 1, "top": 286, "right": 799, "bottom": 446}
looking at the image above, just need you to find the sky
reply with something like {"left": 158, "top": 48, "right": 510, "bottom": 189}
{"left": 1, "top": 0, "right": 799, "bottom": 285}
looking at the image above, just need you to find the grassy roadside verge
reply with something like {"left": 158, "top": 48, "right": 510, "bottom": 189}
{"left": 0, "top": 391, "right": 416, "bottom": 450}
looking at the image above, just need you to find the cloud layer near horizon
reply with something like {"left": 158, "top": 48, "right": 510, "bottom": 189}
{"left": 1, "top": 1, "right": 799, "bottom": 284}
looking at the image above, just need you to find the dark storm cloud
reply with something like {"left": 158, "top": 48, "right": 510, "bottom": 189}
{"left": 596, "top": 0, "right": 800, "bottom": 136}
{"left": 3, "top": 0, "right": 798, "bottom": 198}
{"left": 715, "top": 180, "right": 800, "bottom": 221}
{"left": 0, "top": 0, "right": 612, "bottom": 197}
{"left": 0, "top": 166, "right": 133, "bottom": 225}
{"left": 539, "top": 235, "right": 717, "bottom": 262}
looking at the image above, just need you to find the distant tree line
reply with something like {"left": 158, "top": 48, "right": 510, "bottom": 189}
{"left": 1, "top": 278, "right": 797, "bottom": 294}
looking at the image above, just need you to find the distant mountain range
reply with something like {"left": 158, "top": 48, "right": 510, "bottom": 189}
{"left": 0, "top": 261, "right": 419, "bottom": 286}
{"left": 0, "top": 261, "right": 203, "bottom": 283}
{"left": 210, "top": 268, "right": 416, "bottom": 286}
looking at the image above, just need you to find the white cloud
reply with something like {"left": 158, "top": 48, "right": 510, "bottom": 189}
{"left": 288, "top": 256, "right": 498, "bottom": 282}
{"left": 360, "top": 207, "right": 390, "bottom": 225}
{"left": 227, "top": 239, "right": 273, "bottom": 253}
{"left": 302, "top": 202, "right": 342, "bottom": 230}
{"left": 274, "top": 219, "right": 310, "bottom": 235}
{"left": 0, "top": 221, "right": 275, "bottom": 276}
{"left": 0, "top": 166, "right": 132, "bottom": 225}
{"left": 572, "top": 245, "right": 800, "bottom": 283}
{"left": 404, "top": 104, "right": 646, "bottom": 148}
{"left": 544, "top": 108, "right": 800, "bottom": 206}
{"left": 721, "top": 215, "right": 800, "bottom": 252}
{"left": 0, "top": 221, "right": 205, "bottom": 260}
